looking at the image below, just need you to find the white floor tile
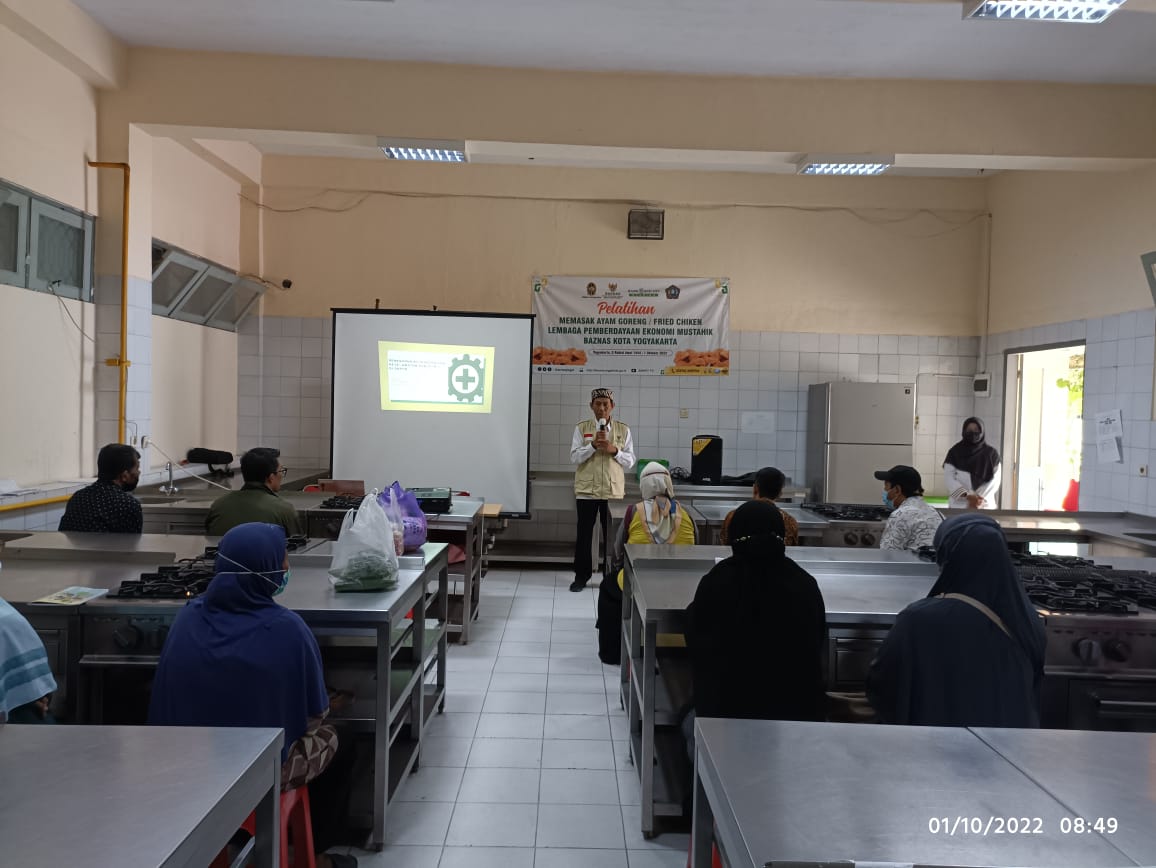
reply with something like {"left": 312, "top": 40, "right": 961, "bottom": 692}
{"left": 424, "top": 712, "right": 480, "bottom": 739}
{"left": 468, "top": 737, "right": 544, "bottom": 768}
{"left": 621, "top": 806, "right": 689, "bottom": 852}
{"left": 446, "top": 803, "right": 538, "bottom": 847}
{"left": 548, "top": 674, "right": 609, "bottom": 694}
{"left": 535, "top": 848, "right": 629, "bottom": 868}
{"left": 537, "top": 804, "right": 627, "bottom": 849}
{"left": 539, "top": 768, "right": 620, "bottom": 805}
{"left": 347, "top": 845, "right": 442, "bottom": 868}
{"left": 542, "top": 739, "right": 617, "bottom": 770}
{"left": 549, "top": 657, "right": 605, "bottom": 674}
{"left": 395, "top": 765, "right": 464, "bottom": 802}
{"left": 544, "top": 714, "right": 612, "bottom": 741}
{"left": 457, "top": 767, "right": 542, "bottom": 804}
{"left": 420, "top": 736, "right": 474, "bottom": 767}
{"left": 440, "top": 846, "right": 535, "bottom": 868}
{"left": 483, "top": 691, "right": 548, "bottom": 714}
{"left": 476, "top": 712, "right": 546, "bottom": 739}
{"left": 616, "top": 770, "right": 641, "bottom": 805}
{"left": 383, "top": 801, "right": 454, "bottom": 846}
{"left": 627, "top": 849, "right": 689, "bottom": 868}
{"left": 490, "top": 672, "right": 550, "bottom": 692}
{"left": 495, "top": 656, "right": 550, "bottom": 674}
{"left": 443, "top": 691, "right": 486, "bottom": 713}
{"left": 546, "top": 693, "right": 608, "bottom": 715}
{"left": 499, "top": 642, "right": 552, "bottom": 658}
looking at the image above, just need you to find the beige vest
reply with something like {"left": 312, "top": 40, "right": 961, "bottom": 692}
{"left": 574, "top": 418, "right": 629, "bottom": 500}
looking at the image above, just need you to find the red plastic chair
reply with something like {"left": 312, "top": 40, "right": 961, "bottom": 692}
{"left": 210, "top": 785, "right": 315, "bottom": 868}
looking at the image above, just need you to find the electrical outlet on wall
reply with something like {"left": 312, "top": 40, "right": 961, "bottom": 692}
{"left": 141, "top": 436, "right": 151, "bottom": 449}
{"left": 679, "top": 408, "right": 689, "bottom": 419}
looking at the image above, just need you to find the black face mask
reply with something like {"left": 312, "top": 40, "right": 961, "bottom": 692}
{"left": 964, "top": 431, "right": 983, "bottom": 445}
{"left": 121, "top": 476, "right": 139, "bottom": 493}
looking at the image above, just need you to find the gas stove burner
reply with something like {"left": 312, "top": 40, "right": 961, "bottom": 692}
{"left": 804, "top": 502, "right": 893, "bottom": 523}
{"left": 320, "top": 495, "right": 363, "bottom": 511}
{"left": 110, "top": 554, "right": 216, "bottom": 599}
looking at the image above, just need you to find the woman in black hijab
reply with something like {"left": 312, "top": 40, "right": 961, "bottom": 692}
{"left": 943, "top": 416, "right": 1001, "bottom": 510}
{"left": 686, "top": 500, "right": 827, "bottom": 723}
{"left": 867, "top": 513, "right": 1046, "bottom": 727}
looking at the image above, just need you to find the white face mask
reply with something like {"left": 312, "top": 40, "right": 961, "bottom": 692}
{"left": 217, "top": 552, "right": 291, "bottom": 596}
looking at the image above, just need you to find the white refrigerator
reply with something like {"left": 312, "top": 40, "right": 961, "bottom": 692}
{"left": 805, "top": 382, "right": 916, "bottom": 504}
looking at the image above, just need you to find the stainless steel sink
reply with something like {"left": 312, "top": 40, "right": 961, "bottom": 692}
{"left": 135, "top": 495, "right": 185, "bottom": 504}
{"left": 1123, "top": 531, "right": 1156, "bottom": 542}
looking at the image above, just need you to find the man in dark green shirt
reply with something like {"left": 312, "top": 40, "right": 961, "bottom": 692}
{"left": 205, "top": 447, "right": 303, "bottom": 537}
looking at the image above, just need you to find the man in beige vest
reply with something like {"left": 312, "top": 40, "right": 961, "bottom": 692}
{"left": 569, "top": 387, "right": 636, "bottom": 592}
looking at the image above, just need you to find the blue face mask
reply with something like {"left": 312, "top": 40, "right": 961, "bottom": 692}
{"left": 882, "top": 491, "right": 893, "bottom": 509}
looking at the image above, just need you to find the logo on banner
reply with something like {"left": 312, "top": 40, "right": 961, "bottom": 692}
{"left": 665, "top": 285, "right": 681, "bottom": 300}
{"left": 586, "top": 282, "right": 597, "bottom": 296}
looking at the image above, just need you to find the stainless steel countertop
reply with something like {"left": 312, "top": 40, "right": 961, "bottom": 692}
{"left": 0, "top": 543, "right": 449, "bottom": 622}
{"left": 695, "top": 718, "right": 1138, "bottom": 868}
{"left": 1, "top": 532, "right": 219, "bottom": 563}
{"left": 0, "top": 725, "right": 283, "bottom": 868}
{"left": 685, "top": 502, "right": 829, "bottom": 530}
{"left": 627, "top": 546, "right": 935, "bottom": 625}
{"left": 627, "top": 543, "right": 929, "bottom": 569}
{"left": 973, "top": 727, "right": 1156, "bottom": 867}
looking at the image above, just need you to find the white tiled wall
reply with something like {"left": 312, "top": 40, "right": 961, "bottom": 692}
{"left": 244, "top": 318, "right": 977, "bottom": 497}
{"left": 975, "top": 308, "right": 1156, "bottom": 515}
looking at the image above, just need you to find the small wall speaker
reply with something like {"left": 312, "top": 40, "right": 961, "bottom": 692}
{"left": 628, "top": 209, "right": 664, "bottom": 240}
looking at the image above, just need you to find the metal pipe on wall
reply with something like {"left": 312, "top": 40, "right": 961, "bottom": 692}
{"left": 0, "top": 495, "right": 71, "bottom": 514}
{"left": 87, "top": 161, "right": 131, "bottom": 445}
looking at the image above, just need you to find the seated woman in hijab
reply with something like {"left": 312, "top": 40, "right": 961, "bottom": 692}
{"left": 596, "top": 462, "right": 697, "bottom": 664}
{"left": 149, "top": 523, "right": 356, "bottom": 868}
{"left": 867, "top": 514, "right": 1045, "bottom": 727}
{"left": 1, "top": 596, "right": 58, "bottom": 724}
{"left": 685, "top": 501, "right": 827, "bottom": 735}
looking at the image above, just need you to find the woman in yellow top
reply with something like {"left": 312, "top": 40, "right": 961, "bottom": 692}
{"left": 616, "top": 461, "right": 697, "bottom": 571}
{"left": 597, "top": 462, "right": 697, "bottom": 663}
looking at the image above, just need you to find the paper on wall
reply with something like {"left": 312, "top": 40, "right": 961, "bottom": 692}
{"left": 1095, "top": 409, "right": 1124, "bottom": 438}
{"left": 740, "top": 411, "right": 776, "bottom": 434}
{"left": 1096, "top": 436, "right": 1123, "bottom": 464}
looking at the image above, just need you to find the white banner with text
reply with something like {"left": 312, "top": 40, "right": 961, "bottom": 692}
{"left": 531, "top": 276, "right": 729, "bottom": 376}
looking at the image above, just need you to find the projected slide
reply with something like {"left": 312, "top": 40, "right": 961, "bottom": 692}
{"left": 378, "top": 341, "right": 496, "bottom": 413}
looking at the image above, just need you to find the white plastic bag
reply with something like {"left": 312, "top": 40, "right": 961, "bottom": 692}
{"left": 328, "top": 492, "right": 400, "bottom": 591}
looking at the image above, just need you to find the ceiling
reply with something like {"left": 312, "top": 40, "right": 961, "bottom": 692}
{"left": 75, "top": 0, "right": 1156, "bottom": 84}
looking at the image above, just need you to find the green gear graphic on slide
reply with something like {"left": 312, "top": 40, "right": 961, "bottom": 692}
{"left": 448, "top": 355, "right": 485, "bottom": 402}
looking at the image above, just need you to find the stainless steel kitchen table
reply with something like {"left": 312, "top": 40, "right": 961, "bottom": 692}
{"left": 1, "top": 531, "right": 220, "bottom": 563}
{"left": 620, "top": 544, "right": 937, "bottom": 837}
{"left": 973, "top": 727, "right": 1156, "bottom": 867}
{"left": 692, "top": 718, "right": 1140, "bottom": 868}
{"left": 423, "top": 500, "right": 484, "bottom": 643}
{"left": 684, "top": 503, "right": 830, "bottom": 544}
{"left": 0, "top": 543, "right": 451, "bottom": 850}
{"left": 0, "top": 725, "right": 283, "bottom": 868}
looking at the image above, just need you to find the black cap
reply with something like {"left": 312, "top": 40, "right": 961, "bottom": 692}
{"left": 873, "top": 465, "right": 923, "bottom": 495}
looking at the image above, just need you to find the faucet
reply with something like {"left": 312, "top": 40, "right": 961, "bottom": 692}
{"left": 159, "top": 462, "right": 179, "bottom": 495}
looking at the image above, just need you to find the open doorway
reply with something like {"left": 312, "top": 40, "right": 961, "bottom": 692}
{"left": 1004, "top": 344, "right": 1085, "bottom": 511}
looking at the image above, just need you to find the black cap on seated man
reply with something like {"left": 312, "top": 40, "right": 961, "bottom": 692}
{"left": 873, "top": 465, "right": 943, "bottom": 552}
{"left": 58, "top": 443, "right": 143, "bottom": 534}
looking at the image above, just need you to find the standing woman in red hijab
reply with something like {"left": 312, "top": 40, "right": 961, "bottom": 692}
{"left": 943, "top": 417, "right": 1002, "bottom": 510}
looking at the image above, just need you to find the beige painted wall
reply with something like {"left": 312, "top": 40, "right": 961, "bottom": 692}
{"left": 150, "top": 316, "right": 237, "bottom": 470}
{"left": 0, "top": 285, "right": 95, "bottom": 484}
{"left": 0, "top": 22, "right": 97, "bottom": 212}
{"left": 989, "top": 166, "right": 1156, "bottom": 331}
{"left": 259, "top": 157, "right": 985, "bottom": 334}
{"left": 152, "top": 137, "right": 242, "bottom": 270}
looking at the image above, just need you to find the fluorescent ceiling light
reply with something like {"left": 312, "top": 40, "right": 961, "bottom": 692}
{"left": 377, "top": 137, "right": 466, "bottom": 162}
{"left": 796, "top": 155, "right": 893, "bottom": 176}
{"left": 963, "top": 0, "right": 1126, "bottom": 23}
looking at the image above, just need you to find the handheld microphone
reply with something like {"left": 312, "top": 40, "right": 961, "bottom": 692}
{"left": 597, "top": 419, "right": 607, "bottom": 432}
